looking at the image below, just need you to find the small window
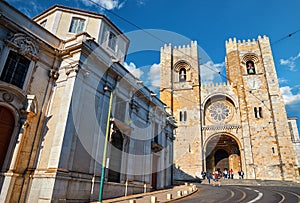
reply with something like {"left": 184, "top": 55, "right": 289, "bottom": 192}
{"left": 179, "top": 68, "right": 186, "bottom": 82}
{"left": 246, "top": 61, "right": 255, "bottom": 74}
{"left": 108, "top": 32, "right": 117, "bottom": 51}
{"left": 179, "top": 111, "right": 187, "bottom": 122}
{"left": 272, "top": 147, "right": 275, "bottom": 154}
{"left": 40, "top": 20, "right": 47, "bottom": 28}
{"left": 254, "top": 107, "right": 262, "bottom": 118}
{"left": 0, "top": 51, "right": 31, "bottom": 88}
{"left": 69, "top": 17, "right": 85, "bottom": 33}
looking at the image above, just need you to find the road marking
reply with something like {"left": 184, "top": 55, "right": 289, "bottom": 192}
{"left": 247, "top": 189, "right": 263, "bottom": 203}
{"left": 236, "top": 186, "right": 247, "bottom": 202}
{"left": 277, "top": 190, "right": 300, "bottom": 199}
{"left": 276, "top": 191, "right": 285, "bottom": 203}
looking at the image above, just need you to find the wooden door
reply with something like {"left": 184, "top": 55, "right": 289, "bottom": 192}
{"left": 152, "top": 155, "right": 158, "bottom": 190}
{"left": 0, "top": 106, "right": 15, "bottom": 170}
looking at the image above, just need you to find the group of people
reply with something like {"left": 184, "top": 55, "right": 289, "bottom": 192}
{"left": 200, "top": 168, "right": 245, "bottom": 186}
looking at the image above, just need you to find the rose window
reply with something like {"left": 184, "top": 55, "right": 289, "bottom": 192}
{"left": 209, "top": 102, "right": 230, "bottom": 122}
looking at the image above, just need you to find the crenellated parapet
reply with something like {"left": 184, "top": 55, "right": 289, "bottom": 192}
{"left": 161, "top": 41, "right": 198, "bottom": 61}
{"left": 225, "top": 35, "right": 270, "bottom": 54}
{"left": 201, "top": 81, "right": 234, "bottom": 94}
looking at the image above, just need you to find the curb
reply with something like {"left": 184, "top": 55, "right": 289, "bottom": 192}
{"left": 163, "top": 188, "right": 199, "bottom": 203}
{"left": 101, "top": 184, "right": 198, "bottom": 203}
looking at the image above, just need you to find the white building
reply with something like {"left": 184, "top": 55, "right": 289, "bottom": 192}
{"left": 0, "top": 2, "right": 176, "bottom": 202}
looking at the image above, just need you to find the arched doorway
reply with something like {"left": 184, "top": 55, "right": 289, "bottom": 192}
{"left": 205, "top": 134, "right": 241, "bottom": 173}
{"left": 0, "top": 106, "right": 15, "bottom": 171}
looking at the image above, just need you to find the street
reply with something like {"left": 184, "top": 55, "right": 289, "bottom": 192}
{"left": 173, "top": 184, "right": 300, "bottom": 203}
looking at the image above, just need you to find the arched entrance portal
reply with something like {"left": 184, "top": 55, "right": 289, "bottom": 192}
{"left": 205, "top": 134, "right": 241, "bottom": 173}
{"left": 0, "top": 106, "right": 15, "bottom": 171}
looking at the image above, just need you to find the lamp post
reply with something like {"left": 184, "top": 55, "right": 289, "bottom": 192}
{"left": 98, "top": 86, "right": 113, "bottom": 202}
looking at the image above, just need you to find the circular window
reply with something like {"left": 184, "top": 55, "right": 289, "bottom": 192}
{"left": 207, "top": 101, "right": 233, "bottom": 123}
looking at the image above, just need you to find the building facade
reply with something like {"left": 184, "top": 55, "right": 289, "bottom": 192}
{"left": 160, "top": 37, "right": 300, "bottom": 181}
{"left": 0, "top": 2, "right": 175, "bottom": 202}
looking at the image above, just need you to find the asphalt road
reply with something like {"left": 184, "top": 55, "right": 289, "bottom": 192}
{"left": 173, "top": 184, "right": 300, "bottom": 203}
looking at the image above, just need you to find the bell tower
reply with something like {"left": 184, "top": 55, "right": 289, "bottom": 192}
{"left": 160, "top": 41, "right": 203, "bottom": 180}
{"left": 225, "top": 36, "right": 297, "bottom": 180}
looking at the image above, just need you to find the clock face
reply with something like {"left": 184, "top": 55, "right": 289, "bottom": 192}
{"left": 247, "top": 77, "right": 261, "bottom": 89}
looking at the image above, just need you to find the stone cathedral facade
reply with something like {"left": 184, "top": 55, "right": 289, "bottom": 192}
{"left": 160, "top": 37, "right": 300, "bottom": 181}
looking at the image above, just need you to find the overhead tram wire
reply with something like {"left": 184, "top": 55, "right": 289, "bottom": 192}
{"left": 271, "top": 28, "right": 300, "bottom": 45}
{"left": 76, "top": 0, "right": 300, "bottom": 109}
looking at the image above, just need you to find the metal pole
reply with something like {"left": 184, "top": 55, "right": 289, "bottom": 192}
{"left": 198, "top": 59, "right": 204, "bottom": 172}
{"left": 98, "top": 90, "right": 113, "bottom": 202}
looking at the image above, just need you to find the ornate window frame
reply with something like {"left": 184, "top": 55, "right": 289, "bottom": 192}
{"left": 1, "top": 33, "right": 39, "bottom": 91}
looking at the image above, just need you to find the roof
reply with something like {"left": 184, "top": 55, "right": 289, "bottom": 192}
{"left": 32, "top": 4, "right": 128, "bottom": 40}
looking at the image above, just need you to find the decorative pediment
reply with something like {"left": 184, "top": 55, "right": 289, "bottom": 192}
{"left": 7, "top": 33, "right": 39, "bottom": 57}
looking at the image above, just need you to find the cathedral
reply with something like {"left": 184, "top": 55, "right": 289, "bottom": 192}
{"left": 160, "top": 37, "right": 300, "bottom": 181}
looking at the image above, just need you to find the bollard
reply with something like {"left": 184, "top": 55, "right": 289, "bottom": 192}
{"left": 184, "top": 182, "right": 188, "bottom": 186}
{"left": 150, "top": 196, "right": 157, "bottom": 203}
{"left": 129, "top": 200, "right": 136, "bottom": 203}
{"left": 192, "top": 185, "right": 197, "bottom": 191}
{"left": 183, "top": 190, "right": 188, "bottom": 195}
{"left": 177, "top": 191, "right": 182, "bottom": 197}
{"left": 167, "top": 193, "right": 172, "bottom": 200}
{"left": 189, "top": 187, "right": 193, "bottom": 193}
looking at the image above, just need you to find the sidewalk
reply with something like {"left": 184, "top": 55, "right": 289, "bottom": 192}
{"left": 101, "top": 183, "right": 198, "bottom": 203}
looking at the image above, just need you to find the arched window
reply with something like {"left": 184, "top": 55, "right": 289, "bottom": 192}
{"left": 246, "top": 61, "right": 255, "bottom": 74}
{"left": 179, "top": 68, "right": 186, "bottom": 82}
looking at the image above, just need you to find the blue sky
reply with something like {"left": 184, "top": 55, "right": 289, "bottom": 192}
{"left": 6, "top": 0, "right": 300, "bottom": 134}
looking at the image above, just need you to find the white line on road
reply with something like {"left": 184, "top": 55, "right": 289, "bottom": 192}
{"left": 247, "top": 189, "right": 263, "bottom": 203}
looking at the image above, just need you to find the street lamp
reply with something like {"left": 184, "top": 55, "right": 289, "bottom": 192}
{"left": 98, "top": 86, "right": 113, "bottom": 202}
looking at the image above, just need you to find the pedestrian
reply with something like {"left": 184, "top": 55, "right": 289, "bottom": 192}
{"left": 212, "top": 171, "right": 221, "bottom": 187}
{"left": 201, "top": 171, "right": 206, "bottom": 180}
{"left": 229, "top": 169, "right": 234, "bottom": 179}
{"left": 223, "top": 168, "right": 228, "bottom": 179}
{"left": 238, "top": 171, "right": 241, "bottom": 179}
{"left": 207, "top": 172, "right": 212, "bottom": 184}
{"left": 240, "top": 170, "right": 244, "bottom": 179}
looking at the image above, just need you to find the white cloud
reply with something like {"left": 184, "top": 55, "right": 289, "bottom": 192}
{"left": 124, "top": 62, "right": 144, "bottom": 79}
{"left": 201, "top": 61, "right": 225, "bottom": 83}
{"left": 80, "top": 0, "right": 126, "bottom": 10}
{"left": 18, "top": 1, "right": 42, "bottom": 17}
{"left": 136, "top": 0, "right": 146, "bottom": 6}
{"left": 279, "top": 52, "right": 300, "bottom": 71}
{"left": 147, "top": 63, "right": 160, "bottom": 91}
{"left": 280, "top": 86, "right": 300, "bottom": 105}
{"left": 278, "top": 78, "right": 288, "bottom": 84}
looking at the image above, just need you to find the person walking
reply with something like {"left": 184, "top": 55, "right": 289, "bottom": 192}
{"left": 240, "top": 170, "right": 244, "bottom": 179}
{"left": 229, "top": 169, "right": 234, "bottom": 179}
{"left": 212, "top": 170, "right": 221, "bottom": 187}
{"left": 207, "top": 172, "right": 212, "bottom": 185}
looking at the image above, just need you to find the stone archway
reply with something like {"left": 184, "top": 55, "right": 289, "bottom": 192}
{"left": 0, "top": 106, "right": 15, "bottom": 171}
{"left": 205, "top": 133, "right": 241, "bottom": 174}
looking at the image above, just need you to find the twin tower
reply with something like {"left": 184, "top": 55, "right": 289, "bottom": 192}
{"left": 159, "top": 36, "right": 299, "bottom": 181}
